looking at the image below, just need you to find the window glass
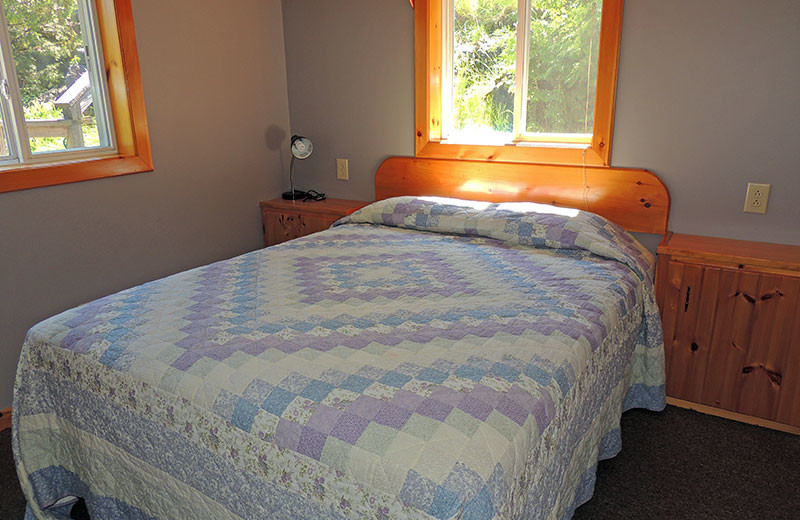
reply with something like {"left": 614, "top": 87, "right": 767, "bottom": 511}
{"left": 447, "top": 0, "right": 602, "bottom": 142}
{"left": 452, "top": 0, "right": 517, "bottom": 142}
{"left": 0, "top": 130, "right": 10, "bottom": 157}
{"left": 525, "top": 0, "right": 601, "bottom": 135}
{"left": 0, "top": 102, "right": 11, "bottom": 157}
{"left": 2, "top": 0, "right": 112, "bottom": 155}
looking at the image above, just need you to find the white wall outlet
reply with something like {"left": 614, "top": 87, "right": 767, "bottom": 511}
{"left": 744, "top": 182, "right": 770, "bottom": 214}
{"left": 336, "top": 158, "right": 349, "bottom": 180}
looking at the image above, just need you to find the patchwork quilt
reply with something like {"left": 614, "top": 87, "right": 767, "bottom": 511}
{"left": 13, "top": 196, "right": 665, "bottom": 520}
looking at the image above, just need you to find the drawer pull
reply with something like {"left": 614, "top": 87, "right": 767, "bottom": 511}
{"left": 742, "top": 365, "right": 754, "bottom": 374}
{"left": 742, "top": 293, "right": 756, "bottom": 304}
{"left": 690, "top": 342, "right": 699, "bottom": 352}
{"left": 684, "top": 286, "right": 691, "bottom": 311}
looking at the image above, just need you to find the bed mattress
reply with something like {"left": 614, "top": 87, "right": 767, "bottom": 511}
{"left": 13, "top": 197, "right": 665, "bottom": 519}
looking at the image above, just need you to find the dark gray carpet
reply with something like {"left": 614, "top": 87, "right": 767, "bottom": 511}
{"left": 1, "top": 406, "right": 798, "bottom": 519}
{"left": 0, "top": 422, "right": 26, "bottom": 517}
{"left": 573, "top": 407, "right": 800, "bottom": 519}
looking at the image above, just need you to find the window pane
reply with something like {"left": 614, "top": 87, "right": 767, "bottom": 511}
{"left": 0, "top": 119, "right": 11, "bottom": 157}
{"left": 2, "top": 0, "right": 109, "bottom": 154}
{"left": 452, "top": 0, "right": 517, "bottom": 141}
{"left": 525, "top": 0, "right": 601, "bottom": 135}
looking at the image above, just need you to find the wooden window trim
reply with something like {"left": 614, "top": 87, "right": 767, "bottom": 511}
{"left": 414, "top": 0, "right": 623, "bottom": 167}
{"left": 0, "top": 0, "right": 152, "bottom": 194}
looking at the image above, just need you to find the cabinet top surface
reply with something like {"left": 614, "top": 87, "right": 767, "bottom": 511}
{"left": 659, "top": 232, "right": 800, "bottom": 271}
{"left": 260, "top": 198, "right": 371, "bottom": 216}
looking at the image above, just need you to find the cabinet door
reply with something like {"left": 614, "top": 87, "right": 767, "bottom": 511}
{"left": 701, "top": 271, "right": 800, "bottom": 424}
{"left": 776, "top": 288, "right": 800, "bottom": 427}
{"left": 662, "top": 259, "right": 800, "bottom": 426}
{"left": 701, "top": 268, "right": 761, "bottom": 412}
{"left": 732, "top": 274, "right": 800, "bottom": 424}
{"left": 661, "top": 260, "right": 719, "bottom": 403}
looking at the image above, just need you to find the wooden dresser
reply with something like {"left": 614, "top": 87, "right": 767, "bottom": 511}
{"left": 260, "top": 198, "right": 369, "bottom": 247}
{"left": 655, "top": 232, "right": 800, "bottom": 433}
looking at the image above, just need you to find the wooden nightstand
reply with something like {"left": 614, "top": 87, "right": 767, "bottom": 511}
{"left": 655, "top": 232, "right": 800, "bottom": 434}
{"left": 260, "top": 198, "right": 369, "bottom": 247}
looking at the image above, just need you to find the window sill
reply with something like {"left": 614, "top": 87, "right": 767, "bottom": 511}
{"left": 0, "top": 152, "right": 154, "bottom": 194}
{"left": 415, "top": 140, "right": 607, "bottom": 167}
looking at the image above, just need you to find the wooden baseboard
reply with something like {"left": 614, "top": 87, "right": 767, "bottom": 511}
{"left": 0, "top": 407, "right": 10, "bottom": 432}
{"left": 667, "top": 397, "right": 800, "bottom": 435}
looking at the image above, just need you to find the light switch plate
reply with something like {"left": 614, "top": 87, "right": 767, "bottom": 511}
{"left": 744, "top": 183, "right": 770, "bottom": 214}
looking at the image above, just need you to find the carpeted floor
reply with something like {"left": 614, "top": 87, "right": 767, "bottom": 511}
{"left": 0, "top": 420, "right": 26, "bottom": 518}
{"left": 2, "top": 406, "right": 798, "bottom": 519}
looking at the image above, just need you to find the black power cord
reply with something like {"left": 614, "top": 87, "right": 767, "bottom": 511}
{"left": 302, "top": 190, "right": 326, "bottom": 202}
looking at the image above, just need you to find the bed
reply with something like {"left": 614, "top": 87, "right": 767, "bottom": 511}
{"left": 13, "top": 157, "right": 670, "bottom": 520}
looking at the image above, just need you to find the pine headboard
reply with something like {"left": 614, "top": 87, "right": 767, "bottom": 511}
{"left": 375, "top": 156, "right": 670, "bottom": 234}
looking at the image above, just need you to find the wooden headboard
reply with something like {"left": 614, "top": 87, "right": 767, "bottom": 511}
{"left": 375, "top": 157, "right": 670, "bottom": 234}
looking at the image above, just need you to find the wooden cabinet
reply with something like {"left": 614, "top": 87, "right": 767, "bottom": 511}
{"left": 656, "top": 232, "right": 800, "bottom": 433}
{"left": 260, "top": 198, "right": 369, "bottom": 247}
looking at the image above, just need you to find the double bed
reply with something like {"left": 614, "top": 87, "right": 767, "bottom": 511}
{"left": 13, "top": 157, "right": 670, "bottom": 519}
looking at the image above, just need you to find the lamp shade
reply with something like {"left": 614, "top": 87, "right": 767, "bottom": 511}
{"left": 291, "top": 135, "right": 313, "bottom": 160}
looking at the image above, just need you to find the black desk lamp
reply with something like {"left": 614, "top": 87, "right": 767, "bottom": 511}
{"left": 282, "top": 135, "right": 313, "bottom": 200}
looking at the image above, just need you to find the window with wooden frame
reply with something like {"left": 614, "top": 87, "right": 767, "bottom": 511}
{"left": 0, "top": 0, "right": 151, "bottom": 194}
{"left": 414, "top": 0, "right": 622, "bottom": 166}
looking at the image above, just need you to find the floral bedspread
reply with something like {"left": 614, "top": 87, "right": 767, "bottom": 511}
{"left": 13, "top": 196, "right": 665, "bottom": 520}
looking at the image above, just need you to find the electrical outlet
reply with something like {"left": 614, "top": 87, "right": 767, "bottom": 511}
{"left": 336, "top": 158, "right": 349, "bottom": 180}
{"left": 744, "top": 182, "right": 770, "bottom": 214}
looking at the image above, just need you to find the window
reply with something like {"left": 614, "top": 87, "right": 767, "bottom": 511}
{"left": 415, "top": 0, "right": 622, "bottom": 166}
{"left": 0, "top": 0, "right": 151, "bottom": 193}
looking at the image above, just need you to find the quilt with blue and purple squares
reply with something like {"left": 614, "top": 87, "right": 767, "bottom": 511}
{"left": 14, "top": 196, "right": 665, "bottom": 520}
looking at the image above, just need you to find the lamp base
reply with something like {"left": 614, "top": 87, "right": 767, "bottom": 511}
{"left": 281, "top": 190, "right": 308, "bottom": 201}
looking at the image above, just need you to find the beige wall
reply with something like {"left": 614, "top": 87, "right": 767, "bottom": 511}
{"left": 281, "top": 0, "right": 414, "bottom": 202}
{"left": 282, "top": 0, "right": 800, "bottom": 245}
{"left": 612, "top": 0, "right": 800, "bottom": 244}
{"left": 0, "top": 0, "right": 292, "bottom": 407}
